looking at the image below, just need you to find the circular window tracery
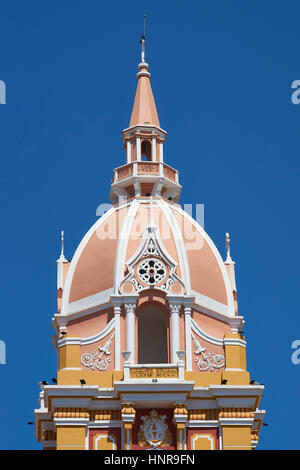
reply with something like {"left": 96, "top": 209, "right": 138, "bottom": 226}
{"left": 137, "top": 258, "right": 166, "bottom": 286}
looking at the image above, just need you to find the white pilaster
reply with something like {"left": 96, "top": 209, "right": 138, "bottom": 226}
{"left": 183, "top": 300, "right": 193, "bottom": 371}
{"left": 152, "top": 137, "right": 156, "bottom": 162}
{"left": 159, "top": 142, "right": 164, "bottom": 162}
{"left": 169, "top": 302, "right": 181, "bottom": 364}
{"left": 112, "top": 298, "right": 122, "bottom": 370}
{"left": 124, "top": 300, "right": 137, "bottom": 364}
{"left": 136, "top": 137, "right": 141, "bottom": 161}
{"left": 126, "top": 140, "right": 131, "bottom": 164}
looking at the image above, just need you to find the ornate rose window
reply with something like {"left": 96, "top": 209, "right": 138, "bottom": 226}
{"left": 137, "top": 258, "right": 166, "bottom": 286}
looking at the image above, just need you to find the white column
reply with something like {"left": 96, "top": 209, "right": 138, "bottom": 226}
{"left": 112, "top": 300, "right": 122, "bottom": 370}
{"left": 159, "top": 142, "right": 164, "bottom": 162}
{"left": 152, "top": 137, "right": 156, "bottom": 162}
{"left": 169, "top": 302, "right": 181, "bottom": 364}
{"left": 126, "top": 140, "right": 131, "bottom": 164}
{"left": 136, "top": 137, "right": 141, "bottom": 161}
{"left": 184, "top": 302, "right": 192, "bottom": 371}
{"left": 124, "top": 301, "right": 137, "bottom": 364}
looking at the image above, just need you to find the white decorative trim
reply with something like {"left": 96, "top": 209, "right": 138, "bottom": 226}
{"left": 81, "top": 318, "right": 115, "bottom": 346}
{"left": 169, "top": 302, "right": 181, "bottom": 363}
{"left": 119, "top": 210, "right": 185, "bottom": 295}
{"left": 81, "top": 332, "right": 115, "bottom": 371}
{"left": 89, "top": 400, "right": 121, "bottom": 410}
{"left": 189, "top": 385, "right": 264, "bottom": 410}
{"left": 53, "top": 299, "right": 112, "bottom": 328}
{"left": 217, "top": 398, "right": 258, "bottom": 408}
{"left": 218, "top": 418, "right": 254, "bottom": 426}
{"left": 188, "top": 420, "right": 218, "bottom": 427}
{"left": 111, "top": 299, "right": 122, "bottom": 370}
{"left": 126, "top": 140, "right": 131, "bottom": 164}
{"left": 58, "top": 317, "right": 115, "bottom": 347}
{"left": 152, "top": 137, "right": 156, "bottom": 162}
{"left": 223, "top": 337, "right": 246, "bottom": 348}
{"left": 159, "top": 142, "right": 163, "bottom": 162}
{"left": 191, "top": 291, "right": 231, "bottom": 318}
{"left": 54, "top": 418, "right": 89, "bottom": 426}
{"left": 191, "top": 333, "right": 225, "bottom": 371}
{"left": 122, "top": 124, "right": 167, "bottom": 139}
{"left": 136, "top": 137, "right": 141, "bottom": 161}
{"left": 61, "top": 204, "right": 121, "bottom": 315}
{"left": 210, "top": 385, "right": 264, "bottom": 396}
{"left": 95, "top": 433, "right": 117, "bottom": 450}
{"left": 159, "top": 200, "right": 191, "bottom": 294}
{"left": 191, "top": 302, "right": 244, "bottom": 329}
{"left": 89, "top": 421, "right": 122, "bottom": 428}
{"left": 190, "top": 317, "right": 224, "bottom": 346}
{"left": 114, "top": 199, "right": 140, "bottom": 294}
{"left": 191, "top": 434, "right": 214, "bottom": 450}
{"left": 61, "top": 289, "right": 113, "bottom": 317}
{"left": 183, "top": 300, "right": 193, "bottom": 371}
{"left": 187, "top": 400, "right": 217, "bottom": 409}
{"left": 219, "top": 424, "right": 223, "bottom": 450}
{"left": 170, "top": 203, "right": 235, "bottom": 317}
{"left": 124, "top": 300, "right": 138, "bottom": 364}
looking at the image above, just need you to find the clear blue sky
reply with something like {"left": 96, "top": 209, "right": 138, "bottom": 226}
{"left": 0, "top": 0, "right": 299, "bottom": 450}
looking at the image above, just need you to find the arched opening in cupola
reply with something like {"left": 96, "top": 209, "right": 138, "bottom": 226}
{"left": 138, "top": 306, "right": 168, "bottom": 364}
{"left": 141, "top": 140, "right": 152, "bottom": 161}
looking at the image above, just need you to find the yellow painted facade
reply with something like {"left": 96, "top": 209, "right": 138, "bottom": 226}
{"left": 222, "top": 425, "right": 252, "bottom": 451}
{"left": 56, "top": 426, "right": 86, "bottom": 451}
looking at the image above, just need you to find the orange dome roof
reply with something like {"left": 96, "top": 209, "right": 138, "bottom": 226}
{"left": 61, "top": 199, "right": 235, "bottom": 318}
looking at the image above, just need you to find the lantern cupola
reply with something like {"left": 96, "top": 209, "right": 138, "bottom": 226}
{"left": 110, "top": 35, "right": 181, "bottom": 203}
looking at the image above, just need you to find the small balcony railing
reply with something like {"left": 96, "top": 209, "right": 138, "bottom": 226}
{"left": 122, "top": 351, "right": 185, "bottom": 382}
{"left": 113, "top": 161, "right": 179, "bottom": 184}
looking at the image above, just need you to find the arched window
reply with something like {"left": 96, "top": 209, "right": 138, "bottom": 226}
{"left": 141, "top": 140, "right": 152, "bottom": 161}
{"left": 138, "top": 306, "right": 168, "bottom": 364}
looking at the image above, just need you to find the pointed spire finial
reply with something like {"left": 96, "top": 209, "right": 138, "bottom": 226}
{"left": 225, "top": 232, "right": 231, "bottom": 261}
{"left": 139, "top": 14, "right": 147, "bottom": 63}
{"left": 58, "top": 229, "right": 67, "bottom": 262}
{"left": 224, "top": 232, "right": 237, "bottom": 295}
{"left": 61, "top": 230, "right": 64, "bottom": 257}
{"left": 140, "top": 35, "right": 146, "bottom": 63}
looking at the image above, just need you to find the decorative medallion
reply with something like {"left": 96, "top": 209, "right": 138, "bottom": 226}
{"left": 191, "top": 333, "right": 225, "bottom": 371}
{"left": 81, "top": 333, "right": 114, "bottom": 371}
{"left": 119, "top": 228, "right": 185, "bottom": 295}
{"left": 138, "top": 409, "right": 172, "bottom": 448}
{"left": 137, "top": 257, "right": 166, "bottom": 286}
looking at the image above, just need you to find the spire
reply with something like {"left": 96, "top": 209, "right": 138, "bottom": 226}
{"left": 57, "top": 229, "right": 69, "bottom": 292}
{"left": 111, "top": 26, "right": 181, "bottom": 203}
{"left": 225, "top": 232, "right": 232, "bottom": 263}
{"left": 129, "top": 32, "right": 160, "bottom": 128}
{"left": 224, "top": 233, "right": 237, "bottom": 293}
{"left": 59, "top": 230, "right": 67, "bottom": 262}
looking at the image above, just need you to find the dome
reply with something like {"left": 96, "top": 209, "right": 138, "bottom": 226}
{"left": 61, "top": 198, "right": 235, "bottom": 318}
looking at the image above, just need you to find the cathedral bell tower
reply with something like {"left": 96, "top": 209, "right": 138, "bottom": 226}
{"left": 34, "top": 33, "right": 265, "bottom": 451}
{"left": 110, "top": 35, "right": 181, "bottom": 204}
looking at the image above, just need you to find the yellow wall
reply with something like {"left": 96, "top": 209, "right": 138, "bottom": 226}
{"left": 56, "top": 425, "right": 86, "bottom": 450}
{"left": 222, "top": 425, "right": 252, "bottom": 450}
{"left": 59, "top": 343, "right": 80, "bottom": 369}
{"left": 57, "top": 369, "right": 123, "bottom": 387}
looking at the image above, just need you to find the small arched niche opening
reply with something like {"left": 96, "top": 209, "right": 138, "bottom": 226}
{"left": 138, "top": 306, "right": 168, "bottom": 364}
{"left": 141, "top": 140, "right": 152, "bottom": 161}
